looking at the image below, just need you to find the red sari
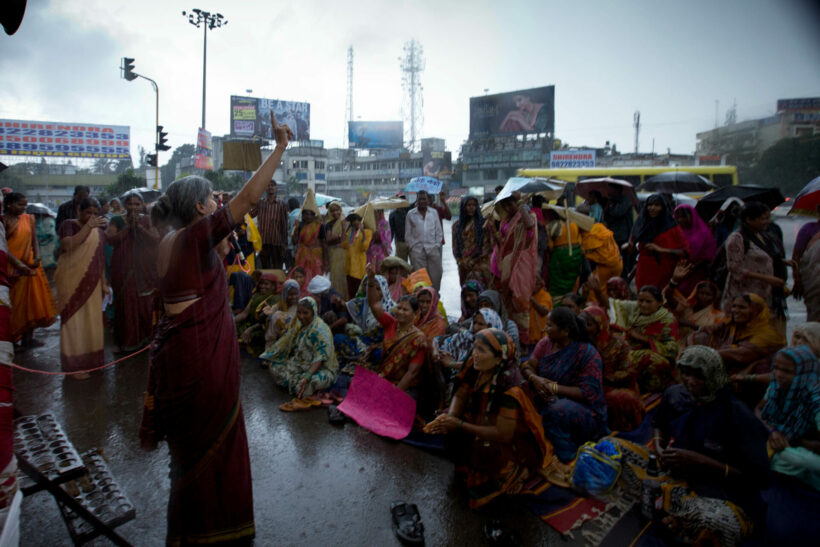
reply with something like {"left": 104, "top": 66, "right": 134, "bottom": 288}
{"left": 635, "top": 226, "right": 689, "bottom": 290}
{"left": 108, "top": 215, "right": 157, "bottom": 350}
{"left": 141, "top": 207, "right": 254, "bottom": 545}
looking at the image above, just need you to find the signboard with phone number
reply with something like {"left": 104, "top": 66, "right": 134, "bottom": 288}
{"left": 0, "top": 119, "right": 131, "bottom": 158}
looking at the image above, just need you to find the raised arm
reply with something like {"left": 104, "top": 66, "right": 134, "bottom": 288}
{"left": 365, "top": 263, "right": 385, "bottom": 320}
{"left": 229, "top": 112, "right": 293, "bottom": 222}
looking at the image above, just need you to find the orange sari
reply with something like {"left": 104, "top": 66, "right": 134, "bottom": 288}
{"left": 55, "top": 222, "right": 105, "bottom": 372}
{"left": 6, "top": 214, "right": 57, "bottom": 339}
{"left": 294, "top": 221, "right": 323, "bottom": 284}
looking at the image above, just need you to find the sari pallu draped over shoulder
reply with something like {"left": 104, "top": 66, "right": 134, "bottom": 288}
{"left": 143, "top": 273, "right": 254, "bottom": 545}
{"left": 6, "top": 213, "right": 57, "bottom": 339}
{"left": 494, "top": 209, "right": 538, "bottom": 345}
{"left": 294, "top": 220, "right": 324, "bottom": 284}
{"left": 325, "top": 215, "right": 348, "bottom": 298}
{"left": 55, "top": 223, "right": 105, "bottom": 372}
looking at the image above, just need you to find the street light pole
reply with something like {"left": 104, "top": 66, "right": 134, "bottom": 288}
{"left": 182, "top": 9, "right": 228, "bottom": 131}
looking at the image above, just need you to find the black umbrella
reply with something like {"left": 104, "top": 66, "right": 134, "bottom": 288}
{"left": 26, "top": 202, "right": 56, "bottom": 217}
{"left": 694, "top": 185, "right": 785, "bottom": 221}
{"left": 640, "top": 171, "right": 716, "bottom": 194}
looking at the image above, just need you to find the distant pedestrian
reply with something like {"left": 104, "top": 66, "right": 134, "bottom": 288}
{"left": 250, "top": 180, "right": 288, "bottom": 269}
{"left": 405, "top": 190, "right": 443, "bottom": 291}
{"left": 389, "top": 196, "right": 410, "bottom": 261}
{"left": 431, "top": 191, "right": 451, "bottom": 245}
{"left": 55, "top": 185, "right": 90, "bottom": 230}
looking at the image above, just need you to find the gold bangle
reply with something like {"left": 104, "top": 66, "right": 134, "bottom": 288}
{"left": 551, "top": 382, "right": 559, "bottom": 395}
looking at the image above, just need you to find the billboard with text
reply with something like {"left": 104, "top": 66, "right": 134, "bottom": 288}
{"left": 0, "top": 119, "right": 130, "bottom": 158}
{"left": 422, "top": 150, "right": 452, "bottom": 178}
{"left": 194, "top": 128, "right": 213, "bottom": 170}
{"left": 230, "top": 95, "right": 310, "bottom": 141}
{"left": 348, "top": 121, "right": 403, "bottom": 149}
{"left": 469, "top": 86, "right": 555, "bottom": 138}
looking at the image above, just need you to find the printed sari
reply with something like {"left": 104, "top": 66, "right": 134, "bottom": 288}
{"left": 294, "top": 220, "right": 324, "bottom": 284}
{"left": 376, "top": 312, "right": 428, "bottom": 388}
{"left": 414, "top": 286, "right": 448, "bottom": 339}
{"left": 366, "top": 217, "right": 392, "bottom": 270}
{"left": 611, "top": 298, "right": 679, "bottom": 393}
{"left": 452, "top": 202, "right": 491, "bottom": 288}
{"left": 6, "top": 213, "right": 57, "bottom": 339}
{"left": 55, "top": 221, "right": 105, "bottom": 372}
{"left": 493, "top": 209, "right": 538, "bottom": 345}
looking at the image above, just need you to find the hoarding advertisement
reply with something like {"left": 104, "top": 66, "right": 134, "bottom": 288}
{"left": 422, "top": 150, "right": 452, "bottom": 178}
{"left": 469, "top": 86, "right": 555, "bottom": 138}
{"left": 230, "top": 95, "right": 310, "bottom": 141}
{"left": 0, "top": 119, "right": 130, "bottom": 158}
{"left": 194, "top": 128, "right": 213, "bottom": 170}
{"left": 348, "top": 121, "right": 403, "bottom": 149}
{"left": 549, "top": 149, "right": 596, "bottom": 168}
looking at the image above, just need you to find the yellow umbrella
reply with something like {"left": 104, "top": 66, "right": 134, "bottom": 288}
{"left": 354, "top": 201, "right": 377, "bottom": 231}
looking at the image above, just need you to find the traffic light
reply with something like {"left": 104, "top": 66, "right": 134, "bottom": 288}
{"left": 156, "top": 126, "right": 170, "bottom": 151}
{"left": 145, "top": 153, "right": 157, "bottom": 167}
{"left": 121, "top": 57, "right": 137, "bottom": 81}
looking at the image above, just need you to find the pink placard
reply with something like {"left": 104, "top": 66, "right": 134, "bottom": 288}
{"left": 337, "top": 366, "right": 416, "bottom": 440}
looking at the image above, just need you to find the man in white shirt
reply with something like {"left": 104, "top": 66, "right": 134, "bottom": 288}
{"left": 405, "top": 190, "right": 443, "bottom": 291}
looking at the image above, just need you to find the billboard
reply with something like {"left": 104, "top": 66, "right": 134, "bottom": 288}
{"left": 0, "top": 119, "right": 130, "bottom": 158}
{"left": 549, "top": 149, "right": 596, "bottom": 168}
{"left": 230, "top": 95, "right": 310, "bottom": 141}
{"left": 469, "top": 86, "right": 555, "bottom": 138}
{"left": 194, "top": 128, "right": 213, "bottom": 170}
{"left": 348, "top": 121, "right": 403, "bottom": 149}
{"left": 777, "top": 97, "right": 820, "bottom": 111}
{"left": 422, "top": 150, "right": 452, "bottom": 178}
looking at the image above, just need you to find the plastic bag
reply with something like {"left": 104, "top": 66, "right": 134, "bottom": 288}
{"left": 570, "top": 439, "right": 622, "bottom": 496}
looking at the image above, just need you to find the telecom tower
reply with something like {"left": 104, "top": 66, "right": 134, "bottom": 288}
{"left": 344, "top": 46, "right": 353, "bottom": 148}
{"left": 400, "top": 39, "right": 424, "bottom": 152}
{"left": 633, "top": 111, "right": 641, "bottom": 154}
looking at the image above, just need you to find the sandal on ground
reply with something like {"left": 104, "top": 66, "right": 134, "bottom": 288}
{"left": 390, "top": 501, "right": 424, "bottom": 545}
{"left": 483, "top": 519, "right": 523, "bottom": 547}
{"left": 327, "top": 404, "right": 347, "bottom": 425}
{"left": 279, "top": 398, "right": 316, "bottom": 412}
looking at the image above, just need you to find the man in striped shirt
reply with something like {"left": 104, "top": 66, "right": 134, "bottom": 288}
{"left": 251, "top": 180, "right": 289, "bottom": 269}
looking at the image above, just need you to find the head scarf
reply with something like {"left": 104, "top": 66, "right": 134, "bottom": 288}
{"left": 606, "top": 276, "right": 630, "bottom": 300}
{"left": 261, "top": 296, "right": 339, "bottom": 374}
{"left": 686, "top": 280, "right": 721, "bottom": 310}
{"left": 460, "top": 280, "right": 484, "bottom": 319}
{"left": 793, "top": 322, "right": 820, "bottom": 356}
{"left": 731, "top": 293, "right": 786, "bottom": 349}
{"left": 631, "top": 194, "right": 677, "bottom": 244}
{"left": 307, "top": 275, "right": 332, "bottom": 295}
{"left": 582, "top": 306, "right": 612, "bottom": 347}
{"left": 259, "top": 273, "right": 280, "bottom": 290}
{"left": 674, "top": 204, "right": 717, "bottom": 264}
{"left": 345, "top": 274, "right": 395, "bottom": 333}
{"left": 453, "top": 196, "right": 484, "bottom": 259}
{"left": 677, "top": 345, "right": 727, "bottom": 402}
{"left": 415, "top": 286, "right": 442, "bottom": 327}
{"left": 477, "top": 289, "right": 509, "bottom": 325}
{"left": 281, "top": 279, "right": 300, "bottom": 308}
{"left": 437, "top": 308, "right": 503, "bottom": 364}
{"left": 761, "top": 345, "right": 820, "bottom": 441}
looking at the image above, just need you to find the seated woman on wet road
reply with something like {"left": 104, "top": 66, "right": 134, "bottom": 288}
{"left": 414, "top": 286, "right": 447, "bottom": 339}
{"left": 609, "top": 346, "right": 770, "bottom": 546}
{"left": 598, "top": 282, "right": 680, "bottom": 393}
{"left": 262, "top": 296, "right": 339, "bottom": 398}
{"left": 757, "top": 345, "right": 820, "bottom": 491}
{"left": 689, "top": 293, "right": 785, "bottom": 379}
{"left": 234, "top": 273, "right": 279, "bottom": 357}
{"left": 424, "top": 328, "right": 551, "bottom": 508}
{"left": 663, "top": 262, "right": 725, "bottom": 342}
{"left": 521, "top": 307, "right": 608, "bottom": 463}
{"left": 364, "top": 263, "right": 428, "bottom": 394}
{"left": 580, "top": 306, "right": 644, "bottom": 432}
{"left": 457, "top": 280, "right": 484, "bottom": 325}
{"left": 432, "top": 307, "right": 503, "bottom": 384}
{"left": 263, "top": 278, "right": 301, "bottom": 348}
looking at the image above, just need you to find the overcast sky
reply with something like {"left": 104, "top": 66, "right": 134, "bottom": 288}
{"left": 2, "top": 0, "right": 819, "bottom": 162}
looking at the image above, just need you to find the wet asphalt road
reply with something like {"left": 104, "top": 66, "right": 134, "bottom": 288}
{"left": 13, "top": 216, "right": 810, "bottom": 546}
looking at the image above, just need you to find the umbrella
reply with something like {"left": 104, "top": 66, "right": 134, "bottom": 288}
{"left": 640, "top": 171, "right": 716, "bottom": 194}
{"left": 576, "top": 177, "right": 639, "bottom": 207}
{"left": 695, "top": 185, "right": 785, "bottom": 221}
{"left": 368, "top": 196, "right": 411, "bottom": 210}
{"left": 495, "top": 177, "right": 564, "bottom": 203}
{"left": 123, "top": 187, "right": 162, "bottom": 203}
{"left": 353, "top": 201, "right": 377, "bottom": 231}
{"left": 542, "top": 204, "right": 596, "bottom": 232}
{"left": 405, "top": 176, "right": 442, "bottom": 194}
{"left": 315, "top": 193, "right": 344, "bottom": 207}
{"left": 26, "top": 202, "right": 56, "bottom": 217}
{"left": 789, "top": 176, "right": 820, "bottom": 217}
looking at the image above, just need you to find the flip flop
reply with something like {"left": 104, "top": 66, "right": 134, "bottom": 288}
{"left": 390, "top": 501, "right": 424, "bottom": 545}
{"left": 483, "top": 519, "right": 522, "bottom": 547}
{"left": 279, "top": 398, "right": 316, "bottom": 412}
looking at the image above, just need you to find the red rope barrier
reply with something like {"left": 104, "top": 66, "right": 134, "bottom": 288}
{"left": 2, "top": 345, "right": 150, "bottom": 376}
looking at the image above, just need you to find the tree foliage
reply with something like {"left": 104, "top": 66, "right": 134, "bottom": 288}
{"left": 747, "top": 136, "right": 820, "bottom": 196}
{"left": 106, "top": 168, "right": 147, "bottom": 197}
{"left": 203, "top": 169, "right": 244, "bottom": 191}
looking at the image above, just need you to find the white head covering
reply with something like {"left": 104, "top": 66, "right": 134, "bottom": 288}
{"left": 308, "top": 275, "right": 332, "bottom": 294}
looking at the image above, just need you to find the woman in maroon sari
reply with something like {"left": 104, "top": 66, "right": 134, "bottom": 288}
{"left": 107, "top": 191, "right": 159, "bottom": 352}
{"left": 140, "top": 112, "right": 292, "bottom": 545}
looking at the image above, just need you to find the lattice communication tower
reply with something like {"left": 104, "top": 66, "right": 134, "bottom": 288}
{"left": 400, "top": 40, "right": 424, "bottom": 152}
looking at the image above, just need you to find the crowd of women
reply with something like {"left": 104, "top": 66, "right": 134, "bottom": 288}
{"left": 3, "top": 142, "right": 819, "bottom": 543}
